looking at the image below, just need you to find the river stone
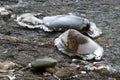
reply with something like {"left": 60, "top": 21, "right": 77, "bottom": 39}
{"left": 28, "top": 57, "right": 57, "bottom": 69}
{"left": 43, "top": 14, "right": 89, "bottom": 32}
{"left": 43, "top": 14, "right": 102, "bottom": 38}
{"left": 54, "top": 29, "right": 104, "bottom": 60}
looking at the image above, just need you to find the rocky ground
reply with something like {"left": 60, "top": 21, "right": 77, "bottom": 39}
{"left": 0, "top": 0, "right": 120, "bottom": 80}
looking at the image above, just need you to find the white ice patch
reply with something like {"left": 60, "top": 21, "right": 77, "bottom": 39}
{"left": 54, "top": 31, "right": 69, "bottom": 54}
{"left": 54, "top": 36, "right": 65, "bottom": 52}
{"left": 82, "top": 54, "right": 95, "bottom": 60}
{"left": 80, "top": 71, "right": 87, "bottom": 74}
{"left": 85, "top": 62, "right": 111, "bottom": 71}
{"left": 40, "top": 25, "right": 52, "bottom": 32}
{"left": 16, "top": 13, "right": 53, "bottom": 31}
{"left": 0, "top": 7, "right": 12, "bottom": 16}
{"left": 94, "top": 47, "right": 104, "bottom": 60}
{"left": 16, "top": 13, "right": 43, "bottom": 29}
{"left": 88, "top": 22, "right": 102, "bottom": 38}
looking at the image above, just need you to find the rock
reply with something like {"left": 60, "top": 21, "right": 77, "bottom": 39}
{"left": 0, "top": 61, "right": 16, "bottom": 70}
{"left": 45, "top": 67, "right": 57, "bottom": 74}
{"left": 0, "top": 6, "right": 13, "bottom": 20}
{"left": 28, "top": 57, "right": 57, "bottom": 69}
{"left": 55, "top": 67, "right": 75, "bottom": 79}
{"left": 70, "top": 63, "right": 80, "bottom": 69}
{"left": 43, "top": 14, "right": 102, "bottom": 38}
{"left": 85, "top": 62, "right": 111, "bottom": 76}
{"left": 43, "top": 14, "right": 89, "bottom": 31}
{"left": 97, "top": 68, "right": 109, "bottom": 75}
{"left": 54, "top": 29, "right": 104, "bottom": 60}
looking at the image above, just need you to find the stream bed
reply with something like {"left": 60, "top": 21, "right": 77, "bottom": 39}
{"left": 0, "top": 0, "right": 120, "bottom": 80}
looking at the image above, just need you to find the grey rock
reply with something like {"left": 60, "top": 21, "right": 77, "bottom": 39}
{"left": 28, "top": 57, "right": 57, "bottom": 69}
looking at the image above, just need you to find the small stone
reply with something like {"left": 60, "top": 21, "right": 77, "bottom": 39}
{"left": 70, "top": 63, "right": 80, "bottom": 69}
{"left": 43, "top": 72, "right": 52, "bottom": 77}
{"left": 55, "top": 67, "right": 75, "bottom": 79}
{"left": 96, "top": 68, "right": 110, "bottom": 75}
{"left": 28, "top": 57, "right": 57, "bottom": 69}
{"left": 45, "top": 67, "right": 57, "bottom": 74}
{"left": 80, "top": 71, "right": 87, "bottom": 74}
{"left": 72, "top": 59, "right": 79, "bottom": 63}
{"left": 85, "top": 62, "right": 111, "bottom": 75}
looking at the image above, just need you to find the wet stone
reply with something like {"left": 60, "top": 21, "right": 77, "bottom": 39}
{"left": 28, "top": 57, "right": 57, "bottom": 69}
{"left": 54, "top": 29, "right": 104, "bottom": 60}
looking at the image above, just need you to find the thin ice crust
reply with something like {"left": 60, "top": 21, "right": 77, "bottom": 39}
{"left": 0, "top": 6, "right": 13, "bottom": 16}
{"left": 87, "top": 22, "right": 102, "bottom": 38}
{"left": 16, "top": 13, "right": 43, "bottom": 29}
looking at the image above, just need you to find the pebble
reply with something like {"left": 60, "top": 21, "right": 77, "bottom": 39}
{"left": 28, "top": 57, "right": 57, "bottom": 69}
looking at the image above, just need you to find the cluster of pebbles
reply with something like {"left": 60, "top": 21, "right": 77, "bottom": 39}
{"left": 1, "top": 6, "right": 119, "bottom": 80}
